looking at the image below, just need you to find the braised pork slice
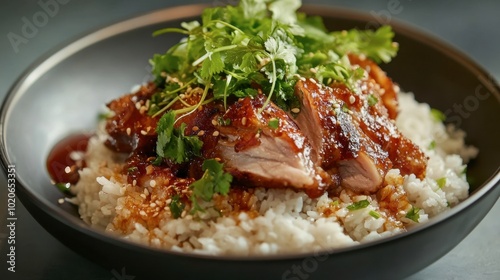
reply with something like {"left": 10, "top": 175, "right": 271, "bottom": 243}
{"left": 216, "top": 95, "right": 328, "bottom": 197}
{"left": 294, "top": 79, "right": 391, "bottom": 193}
{"left": 294, "top": 79, "right": 426, "bottom": 194}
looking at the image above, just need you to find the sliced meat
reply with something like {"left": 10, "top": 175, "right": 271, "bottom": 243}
{"left": 294, "top": 78, "right": 425, "bottom": 194}
{"left": 349, "top": 54, "right": 399, "bottom": 119}
{"left": 216, "top": 94, "right": 329, "bottom": 197}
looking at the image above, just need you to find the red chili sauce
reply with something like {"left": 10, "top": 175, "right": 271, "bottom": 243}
{"left": 46, "top": 133, "right": 91, "bottom": 186}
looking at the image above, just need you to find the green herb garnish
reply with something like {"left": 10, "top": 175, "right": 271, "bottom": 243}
{"left": 436, "top": 177, "right": 447, "bottom": 189}
{"left": 189, "top": 159, "right": 233, "bottom": 212}
{"left": 127, "top": 167, "right": 138, "bottom": 173}
{"left": 428, "top": 140, "right": 436, "bottom": 150}
{"left": 347, "top": 199, "right": 370, "bottom": 211}
{"left": 149, "top": 0, "right": 398, "bottom": 115}
{"left": 405, "top": 206, "right": 420, "bottom": 223}
{"left": 169, "top": 194, "right": 185, "bottom": 219}
{"left": 430, "top": 108, "right": 446, "bottom": 122}
{"left": 55, "top": 182, "right": 71, "bottom": 195}
{"left": 367, "top": 94, "right": 378, "bottom": 106}
{"left": 156, "top": 110, "right": 203, "bottom": 164}
{"left": 369, "top": 210, "right": 381, "bottom": 219}
{"left": 268, "top": 118, "right": 280, "bottom": 129}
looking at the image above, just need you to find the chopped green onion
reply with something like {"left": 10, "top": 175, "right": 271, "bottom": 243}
{"left": 430, "top": 108, "right": 446, "bottom": 122}
{"left": 347, "top": 199, "right": 370, "bottom": 210}
{"left": 369, "top": 210, "right": 381, "bottom": 219}
{"left": 268, "top": 118, "right": 279, "bottom": 129}
{"left": 436, "top": 177, "right": 447, "bottom": 188}
{"left": 367, "top": 94, "right": 378, "bottom": 106}
{"left": 405, "top": 206, "right": 420, "bottom": 223}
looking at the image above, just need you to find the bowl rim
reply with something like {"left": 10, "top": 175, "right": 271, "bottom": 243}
{"left": 1, "top": 3, "right": 499, "bottom": 262}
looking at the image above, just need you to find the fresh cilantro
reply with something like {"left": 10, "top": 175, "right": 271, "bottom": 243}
{"left": 369, "top": 210, "right": 381, "bottom": 219}
{"left": 428, "top": 140, "right": 436, "bottom": 150}
{"left": 405, "top": 206, "right": 420, "bottom": 223}
{"left": 156, "top": 110, "right": 203, "bottom": 164}
{"left": 367, "top": 94, "right": 378, "bottom": 106}
{"left": 347, "top": 199, "right": 370, "bottom": 211}
{"left": 149, "top": 0, "right": 399, "bottom": 116}
{"left": 97, "top": 111, "right": 113, "bottom": 121}
{"left": 127, "top": 167, "right": 138, "bottom": 173}
{"left": 342, "top": 103, "right": 350, "bottom": 113}
{"left": 217, "top": 116, "right": 231, "bottom": 126}
{"left": 268, "top": 118, "right": 280, "bottom": 129}
{"left": 330, "top": 26, "right": 398, "bottom": 64}
{"left": 430, "top": 108, "right": 446, "bottom": 122}
{"left": 461, "top": 166, "right": 467, "bottom": 175}
{"left": 190, "top": 159, "right": 233, "bottom": 212}
{"left": 169, "top": 194, "right": 185, "bottom": 219}
{"left": 436, "top": 177, "right": 447, "bottom": 188}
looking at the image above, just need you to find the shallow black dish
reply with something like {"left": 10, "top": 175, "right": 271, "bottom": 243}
{"left": 1, "top": 4, "right": 499, "bottom": 280}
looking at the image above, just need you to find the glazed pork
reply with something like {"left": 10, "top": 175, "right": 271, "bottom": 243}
{"left": 293, "top": 75, "right": 427, "bottom": 194}
{"left": 103, "top": 64, "right": 426, "bottom": 197}
{"left": 216, "top": 95, "right": 329, "bottom": 197}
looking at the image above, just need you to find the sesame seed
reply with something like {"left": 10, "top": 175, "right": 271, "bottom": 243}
{"left": 349, "top": 95, "right": 356, "bottom": 104}
{"left": 212, "top": 131, "right": 220, "bottom": 137}
{"left": 58, "top": 198, "right": 65, "bottom": 204}
{"left": 299, "top": 77, "right": 306, "bottom": 82}
{"left": 197, "top": 130, "right": 205, "bottom": 136}
{"left": 150, "top": 180, "right": 157, "bottom": 188}
{"left": 150, "top": 202, "right": 157, "bottom": 207}
{"left": 308, "top": 78, "right": 316, "bottom": 84}
{"left": 64, "top": 166, "right": 71, "bottom": 173}
{"left": 126, "top": 127, "right": 131, "bottom": 136}
{"left": 211, "top": 119, "right": 218, "bottom": 126}
{"left": 192, "top": 126, "right": 199, "bottom": 131}
{"left": 152, "top": 212, "right": 159, "bottom": 217}
{"left": 140, "top": 194, "right": 146, "bottom": 199}
{"left": 333, "top": 103, "right": 341, "bottom": 108}
{"left": 165, "top": 198, "right": 172, "bottom": 204}
{"left": 140, "top": 130, "right": 147, "bottom": 135}
{"left": 140, "top": 210, "right": 147, "bottom": 216}
{"left": 135, "top": 102, "right": 141, "bottom": 110}
{"left": 241, "top": 117, "right": 247, "bottom": 126}
{"left": 214, "top": 157, "right": 222, "bottom": 162}
{"left": 132, "top": 179, "right": 137, "bottom": 186}
{"left": 291, "top": 108, "right": 300, "bottom": 113}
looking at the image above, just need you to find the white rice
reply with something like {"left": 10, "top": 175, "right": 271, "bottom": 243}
{"left": 70, "top": 91, "right": 477, "bottom": 255}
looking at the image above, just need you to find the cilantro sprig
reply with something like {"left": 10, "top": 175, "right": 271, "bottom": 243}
{"left": 190, "top": 159, "right": 233, "bottom": 213}
{"left": 149, "top": 0, "right": 399, "bottom": 115}
{"left": 156, "top": 110, "right": 203, "bottom": 164}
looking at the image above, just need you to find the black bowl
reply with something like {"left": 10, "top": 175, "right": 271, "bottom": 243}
{"left": 1, "top": 4, "right": 499, "bottom": 280}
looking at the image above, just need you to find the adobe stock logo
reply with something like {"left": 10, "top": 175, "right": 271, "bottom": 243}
{"left": 6, "top": 0, "right": 71, "bottom": 54}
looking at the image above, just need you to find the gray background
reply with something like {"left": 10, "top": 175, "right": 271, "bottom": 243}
{"left": 0, "top": 0, "right": 498, "bottom": 279}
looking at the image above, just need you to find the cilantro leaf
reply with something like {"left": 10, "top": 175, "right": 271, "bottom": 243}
{"left": 190, "top": 159, "right": 233, "bottom": 212}
{"left": 156, "top": 111, "right": 203, "bottom": 163}
{"left": 367, "top": 94, "right": 379, "bottom": 106}
{"left": 169, "top": 194, "right": 185, "bottom": 219}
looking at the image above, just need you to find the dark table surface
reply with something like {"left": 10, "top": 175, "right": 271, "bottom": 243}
{"left": 0, "top": 0, "right": 499, "bottom": 279}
